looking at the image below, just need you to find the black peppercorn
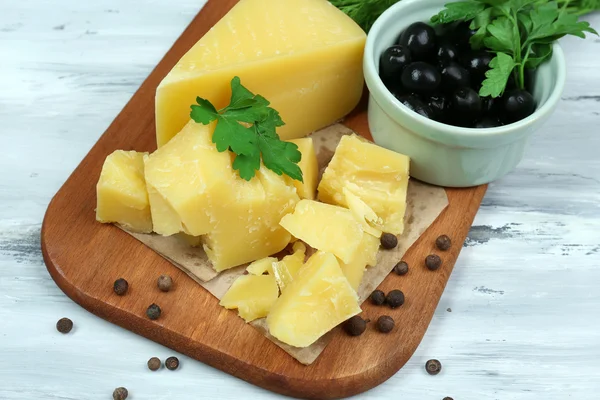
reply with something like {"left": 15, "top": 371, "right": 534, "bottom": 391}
{"left": 443, "top": 397, "right": 454, "bottom": 400}
{"left": 426, "top": 359, "right": 442, "bottom": 375}
{"left": 376, "top": 316, "right": 394, "bottom": 333}
{"left": 157, "top": 274, "right": 173, "bottom": 292}
{"left": 425, "top": 254, "right": 442, "bottom": 271}
{"left": 393, "top": 261, "right": 409, "bottom": 276}
{"left": 386, "top": 290, "right": 405, "bottom": 308}
{"left": 370, "top": 290, "right": 386, "bottom": 305}
{"left": 146, "top": 304, "right": 161, "bottom": 320}
{"left": 436, "top": 235, "right": 452, "bottom": 251}
{"left": 56, "top": 317, "right": 73, "bottom": 334}
{"left": 113, "top": 278, "right": 129, "bottom": 296}
{"left": 343, "top": 316, "right": 368, "bottom": 336}
{"left": 380, "top": 233, "right": 398, "bottom": 249}
{"left": 165, "top": 356, "right": 180, "bottom": 370}
{"left": 112, "top": 387, "right": 128, "bottom": 400}
{"left": 147, "top": 357, "right": 161, "bottom": 371}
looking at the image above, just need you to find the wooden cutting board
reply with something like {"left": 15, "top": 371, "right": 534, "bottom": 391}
{"left": 41, "top": 0, "right": 487, "bottom": 398}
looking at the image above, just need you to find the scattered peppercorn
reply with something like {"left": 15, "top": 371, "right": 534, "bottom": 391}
{"left": 112, "top": 387, "right": 128, "bottom": 400}
{"left": 157, "top": 274, "right": 173, "bottom": 292}
{"left": 443, "top": 397, "right": 454, "bottom": 400}
{"left": 426, "top": 359, "right": 442, "bottom": 375}
{"left": 436, "top": 235, "right": 452, "bottom": 251}
{"left": 146, "top": 304, "right": 161, "bottom": 320}
{"left": 446, "top": 308, "right": 452, "bottom": 313}
{"left": 386, "top": 290, "right": 405, "bottom": 308}
{"left": 165, "top": 356, "right": 180, "bottom": 371}
{"left": 370, "top": 290, "right": 386, "bottom": 305}
{"left": 380, "top": 232, "right": 398, "bottom": 249}
{"left": 343, "top": 316, "right": 368, "bottom": 336}
{"left": 376, "top": 316, "right": 395, "bottom": 333}
{"left": 113, "top": 278, "right": 129, "bottom": 296}
{"left": 425, "top": 254, "right": 442, "bottom": 271}
{"left": 147, "top": 357, "right": 161, "bottom": 371}
{"left": 393, "top": 261, "right": 409, "bottom": 276}
{"left": 56, "top": 317, "right": 73, "bottom": 334}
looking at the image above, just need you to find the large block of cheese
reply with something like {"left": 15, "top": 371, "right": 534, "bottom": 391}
{"left": 144, "top": 121, "right": 232, "bottom": 236}
{"left": 96, "top": 150, "right": 152, "bottom": 233}
{"left": 318, "top": 135, "right": 410, "bottom": 235}
{"left": 155, "top": 0, "right": 366, "bottom": 147}
{"left": 286, "top": 138, "right": 319, "bottom": 200}
{"left": 202, "top": 166, "right": 299, "bottom": 271}
{"left": 280, "top": 200, "right": 364, "bottom": 264}
{"left": 267, "top": 251, "right": 360, "bottom": 347}
{"left": 220, "top": 274, "right": 279, "bottom": 322}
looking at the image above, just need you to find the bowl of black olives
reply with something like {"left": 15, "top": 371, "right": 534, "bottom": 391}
{"left": 364, "top": 0, "right": 566, "bottom": 187}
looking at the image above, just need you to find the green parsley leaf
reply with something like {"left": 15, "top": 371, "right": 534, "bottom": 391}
{"left": 431, "top": 1, "right": 485, "bottom": 25}
{"left": 484, "top": 16, "right": 517, "bottom": 54}
{"left": 525, "top": 43, "right": 553, "bottom": 68}
{"left": 470, "top": 8, "right": 493, "bottom": 49}
{"left": 479, "top": 52, "right": 517, "bottom": 98}
{"left": 329, "top": 0, "right": 401, "bottom": 32}
{"left": 189, "top": 77, "right": 303, "bottom": 182}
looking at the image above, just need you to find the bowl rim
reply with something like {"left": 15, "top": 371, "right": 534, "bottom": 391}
{"left": 364, "top": 0, "right": 567, "bottom": 142}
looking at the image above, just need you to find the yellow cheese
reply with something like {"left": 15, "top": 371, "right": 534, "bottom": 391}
{"left": 96, "top": 150, "right": 152, "bottom": 233}
{"left": 267, "top": 251, "right": 360, "bottom": 347}
{"left": 340, "top": 233, "right": 380, "bottom": 290}
{"left": 272, "top": 243, "right": 306, "bottom": 291}
{"left": 279, "top": 200, "right": 364, "bottom": 264}
{"left": 247, "top": 257, "right": 277, "bottom": 275}
{"left": 318, "top": 135, "right": 410, "bottom": 235}
{"left": 177, "top": 233, "right": 202, "bottom": 247}
{"left": 144, "top": 121, "right": 232, "bottom": 236}
{"left": 344, "top": 188, "right": 383, "bottom": 238}
{"left": 286, "top": 138, "right": 319, "bottom": 200}
{"left": 155, "top": 0, "right": 366, "bottom": 147}
{"left": 220, "top": 274, "right": 279, "bottom": 322}
{"left": 202, "top": 166, "right": 299, "bottom": 271}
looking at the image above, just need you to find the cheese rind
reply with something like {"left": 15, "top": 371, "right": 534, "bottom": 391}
{"left": 96, "top": 150, "right": 152, "bottom": 233}
{"left": 318, "top": 135, "right": 410, "bottom": 235}
{"left": 279, "top": 200, "right": 364, "bottom": 264}
{"left": 220, "top": 274, "right": 279, "bottom": 322}
{"left": 286, "top": 138, "right": 319, "bottom": 200}
{"left": 155, "top": 0, "right": 366, "bottom": 147}
{"left": 267, "top": 251, "right": 361, "bottom": 347}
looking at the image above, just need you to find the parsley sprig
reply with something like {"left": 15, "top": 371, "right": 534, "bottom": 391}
{"left": 431, "top": 0, "right": 598, "bottom": 97}
{"left": 329, "top": 0, "right": 402, "bottom": 32}
{"left": 190, "top": 77, "right": 303, "bottom": 182}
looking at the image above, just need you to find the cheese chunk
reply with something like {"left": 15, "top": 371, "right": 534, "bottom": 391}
{"left": 280, "top": 200, "right": 364, "bottom": 264}
{"left": 344, "top": 188, "right": 383, "bottom": 238}
{"left": 267, "top": 251, "right": 360, "bottom": 347}
{"left": 144, "top": 121, "right": 232, "bottom": 236}
{"left": 202, "top": 166, "right": 299, "bottom": 271}
{"left": 247, "top": 257, "right": 277, "bottom": 276}
{"left": 318, "top": 135, "right": 410, "bottom": 235}
{"left": 286, "top": 138, "right": 319, "bottom": 200}
{"left": 96, "top": 150, "right": 152, "bottom": 233}
{"left": 155, "top": 0, "right": 366, "bottom": 147}
{"left": 272, "top": 243, "right": 306, "bottom": 291}
{"left": 340, "top": 233, "right": 380, "bottom": 290}
{"left": 220, "top": 274, "right": 279, "bottom": 322}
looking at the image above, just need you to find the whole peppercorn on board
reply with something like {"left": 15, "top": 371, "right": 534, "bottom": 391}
{"left": 41, "top": 0, "right": 487, "bottom": 399}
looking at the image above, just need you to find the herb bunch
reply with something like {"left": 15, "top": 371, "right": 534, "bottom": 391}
{"left": 190, "top": 77, "right": 303, "bottom": 182}
{"left": 431, "top": 0, "right": 598, "bottom": 97}
{"left": 329, "top": 0, "right": 402, "bottom": 32}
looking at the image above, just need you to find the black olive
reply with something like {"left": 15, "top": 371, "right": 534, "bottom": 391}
{"left": 397, "top": 22, "right": 437, "bottom": 61}
{"left": 401, "top": 62, "right": 441, "bottom": 93}
{"left": 396, "top": 94, "right": 435, "bottom": 119}
{"left": 434, "top": 22, "right": 457, "bottom": 38}
{"left": 503, "top": 89, "right": 536, "bottom": 123}
{"left": 426, "top": 93, "right": 450, "bottom": 122}
{"left": 453, "top": 21, "right": 477, "bottom": 50}
{"left": 440, "top": 62, "right": 470, "bottom": 93}
{"left": 436, "top": 42, "right": 459, "bottom": 66}
{"left": 451, "top": 87, "right": 482, "bottom": 125}
{"left": 474, "top": 117, "right": 503, "bottom": 128}
{"left": 462, "top": 51, "right": 493, "bottom": 87}
{"left": 380, "top": 45, "right": 412, "bottom": 89}
{"left": 481, "top": 96, "right": 499, "bottom": 116}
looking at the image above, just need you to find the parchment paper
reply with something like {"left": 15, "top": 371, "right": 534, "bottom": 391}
{"left": 120, "top": 123, "right": 449, "bottom": 365}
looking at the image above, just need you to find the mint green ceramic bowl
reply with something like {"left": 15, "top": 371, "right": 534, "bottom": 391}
{"left": 364, "top": 0, "right": 566, "bottom": 187}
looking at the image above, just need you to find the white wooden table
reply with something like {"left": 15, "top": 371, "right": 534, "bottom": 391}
{"left": 1, "top": 1, "right": 599, "bottom": 399}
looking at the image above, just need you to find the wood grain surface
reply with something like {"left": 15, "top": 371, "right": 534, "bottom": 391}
{"left": 39, "top": 0, "right": 486, "bottom": 398}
